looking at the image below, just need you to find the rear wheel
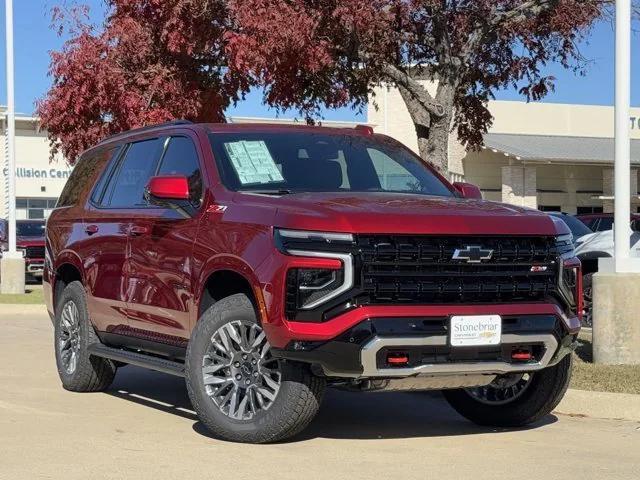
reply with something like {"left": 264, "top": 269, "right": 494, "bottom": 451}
{"left": 54, "top": 281, "right": 117, "bottom": 392}
{"left": 186, "top": 294, "right": 325, "bottom": 443}
{"left": 443, "top": 354, "right": 572, "bottom": 427}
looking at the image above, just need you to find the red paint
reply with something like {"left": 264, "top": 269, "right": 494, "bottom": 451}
{"left": 512, "top": 351, "right": 533, "bottom": 361}
{"left": 44, "top": 122, "right": 578, "bottom": 354}
{"left": 453, "top": 182, "right": 483, "bottom": 200}
{"left": 262, "top": 303, "right": 579, "bottom": 348}
{"left": 146, "top": 175, "right": 190, "bottom": 200}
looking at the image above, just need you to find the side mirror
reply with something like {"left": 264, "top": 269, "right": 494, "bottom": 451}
{"left": 453, "top": 182, "right": 483, "bottom": 200}
{"left": 146, "top": 175, "right": 190, "bottom": 202}
{"left": 144, "top": 176, "right": 194, "bottom": 217}
{"left": 631, "top": 219, "right": 640, "bottom": 232}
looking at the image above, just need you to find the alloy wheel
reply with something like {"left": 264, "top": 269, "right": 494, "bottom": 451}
{"left": 58, "top": 300, "right": 81, "bottom": 374}
{"left": 465, "top": 373, "right": 534, "bottom": 405}
{"left": 202, "top": 320, "right": 281, "bottom": 420}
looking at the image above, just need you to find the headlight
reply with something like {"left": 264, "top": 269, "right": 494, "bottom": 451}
{"left": 555, "top": 233, "right": 575, "bottom": 259}
{"left": 287, "top": 268, "right": 346, "bottom": 310}
{"left": 16, "top": 247, "right": 26, "bottom": 258}
{"left": 276, "top": 229, "right": 354, "bottom": 312}
{"left": 559, "top": 257, "right": 582, "bottom": 319}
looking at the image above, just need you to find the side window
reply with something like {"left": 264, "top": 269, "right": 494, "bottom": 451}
{"left": 157, "top": 136, "right": 203, "bottom": 205}
{"left": 90, "top": 147, "right": 122, "bottom": 206}
{"left": 57, "top": 147, "right": 119, "bottom": 207}
{"left": 106, "top": 139, "right": 162, "bottom": 208}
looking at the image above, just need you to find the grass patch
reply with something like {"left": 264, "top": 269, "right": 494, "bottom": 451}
{"left": 571, "top": 330, "right": 640, "bottom": 395}
{"left": 0, "top": 287, "right": 44, "bottom": 305}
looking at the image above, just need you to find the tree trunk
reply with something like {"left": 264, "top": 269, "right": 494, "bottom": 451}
{"left": 396, "top": 83, "right": 454, "bottom": 177}
{"left": 423, "top": 110, "right": 452, "bottom": 177}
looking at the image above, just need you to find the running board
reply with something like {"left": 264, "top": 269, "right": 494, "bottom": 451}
{"left": 87, "top": 343, "right": 186, "bottom": 377}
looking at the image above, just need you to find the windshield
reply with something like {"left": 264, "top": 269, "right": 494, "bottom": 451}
{"left": 209, "top": 132, "right": 454, "bottom": 197}
{"left": 16, "top": 221, "right": 45, "bottom": 237}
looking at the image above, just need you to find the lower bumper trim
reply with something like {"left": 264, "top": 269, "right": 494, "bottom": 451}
{"left": 350, "top": 374, "right": 497, "bottom": 392}
{"left": 361, "top": 333, "right": 558, "bottom": 378}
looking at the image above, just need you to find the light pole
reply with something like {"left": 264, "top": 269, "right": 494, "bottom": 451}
{"left": 1, "top": 0, "right": 25, "bottom": 294}
{"left": 592, "top": 0, "right": 640, "bottom": 365}
{"left": 613, "top": 0, "right": 634, "bottom": 272}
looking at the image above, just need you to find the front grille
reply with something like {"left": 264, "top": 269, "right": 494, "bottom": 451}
{"left": 357, "top": 235, "right": 561, "bottom": 304}
{"left": 25, "top": 246, "right": 45, "bottom": 259}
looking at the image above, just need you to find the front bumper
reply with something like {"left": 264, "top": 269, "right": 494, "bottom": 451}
{"left": 25, "top": 258, "right": 45, "bottom": 277}
{"left": 270, "top": 304, "right": 579, "bottom": 380}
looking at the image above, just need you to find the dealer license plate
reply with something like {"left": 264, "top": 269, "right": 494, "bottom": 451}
{"left": 450, "top": 315, "right": 502, "bottom": 347}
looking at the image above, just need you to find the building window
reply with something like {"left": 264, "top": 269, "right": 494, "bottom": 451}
{"left": 15, "top": 197, "right": 58, "bottom": 220}
{"left": 538, "top": 205, "right": 562, "bottom": 212}
{"left": 577, "top": 206, "right": 604, "bottom": 214}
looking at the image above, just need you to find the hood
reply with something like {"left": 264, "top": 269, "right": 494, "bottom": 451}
{"left": 16, "top": 236, "right": 45, "bottom": 247}
{"left": 236, "top": 192, "right": 565, "bottom": 236}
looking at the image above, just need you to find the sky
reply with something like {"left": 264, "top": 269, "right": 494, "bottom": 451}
{"left": 0, "top": 1, "right": 638, "bottom": 121}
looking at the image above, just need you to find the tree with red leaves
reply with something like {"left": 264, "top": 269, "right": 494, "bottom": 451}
{"left": 37, "top": 1, "right": 248, "bottom": 162}
{"left": 40, "top": 1, "right": 634, "bottom": 172}
{"left": 226, "top": 0, "right": 632, "bottom": 174}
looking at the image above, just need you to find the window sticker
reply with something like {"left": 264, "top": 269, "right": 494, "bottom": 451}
{"left": 224, "top": 140, "right": 284, "bottom": 185}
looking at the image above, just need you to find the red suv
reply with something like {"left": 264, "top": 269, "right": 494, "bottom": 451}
{"left": 44, "top": 121, "right": 581, "bottom": 443}
{"left": 0, "top": 219, "right": 46, "bottom": 280}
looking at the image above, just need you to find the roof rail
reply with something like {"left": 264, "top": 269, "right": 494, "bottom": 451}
{"left": 97, "top": 120, "right": 194, "bottom": 145}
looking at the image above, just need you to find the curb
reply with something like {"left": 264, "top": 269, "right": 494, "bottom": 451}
{"left": 555, "top": 388, "right": 640, "bottom": 421}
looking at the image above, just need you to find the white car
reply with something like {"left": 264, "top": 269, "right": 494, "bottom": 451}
{"left": 574, "top": 226, "right": 640, "bottom": 326}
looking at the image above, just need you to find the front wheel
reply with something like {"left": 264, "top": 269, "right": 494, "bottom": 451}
{"left": 185, "top": 294, "right": 325, "bottom": 443}
{"left": 443, "top": 354, "right": 572, "bottom": 427}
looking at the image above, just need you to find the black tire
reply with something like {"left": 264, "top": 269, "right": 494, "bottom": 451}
{"left": 54, "top": 281, "right": 117, "bottom": 392}
{"left": 185, "top": 293, "right": 325, "bottom": 443}
{"left": 443, "top": 354, "right": 572, "bottom": 427}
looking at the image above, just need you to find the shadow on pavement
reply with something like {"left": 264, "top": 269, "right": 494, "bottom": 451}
{"left": 107, "top": 364, "right": 557, "bottom": 442}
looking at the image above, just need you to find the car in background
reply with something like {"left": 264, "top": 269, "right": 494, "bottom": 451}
{"left": 573, "top": 224, "right": 640, "bottom": 327}
{"left": 547, "top": 212, "right": 592, "bottom": 244}
{"left": 0, "top": 219, "right": 47, "bottom": 281}
{"left": 576, "top": 212, "right": 640, "bottom": 232}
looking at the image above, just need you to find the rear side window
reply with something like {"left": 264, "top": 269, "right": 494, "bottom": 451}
{"left": 57, "top": 147, "right": 119, "bottom": 207}
{"left": 103, "top": 139, "right": 163, "bottom": 208}
{"left": 157, "top": 136, "right": 203, "bottom": 205}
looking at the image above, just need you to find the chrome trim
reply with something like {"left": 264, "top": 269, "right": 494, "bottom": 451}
{"left": 357, "top": 374, "right": 497, "bottom": 392}
{"left": 286, "top": 250, "right": 354, "bottom": 309}
{"left": 278, "top": 229, "right": 354, "bottom": 243}
{"left": 360, "top": 333, "right": 558, "bottom": 378}
{"left": 27, "top": 263, "right": 44, "bottom": 272}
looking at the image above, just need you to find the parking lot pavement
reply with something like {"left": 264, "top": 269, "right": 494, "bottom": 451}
{"left": 1, "top": 309, "right": 639, "bottom": 480}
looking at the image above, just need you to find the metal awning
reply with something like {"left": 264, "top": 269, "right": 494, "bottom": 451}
{"left": 483, "top": 133, "right": 640, "bottom": 164}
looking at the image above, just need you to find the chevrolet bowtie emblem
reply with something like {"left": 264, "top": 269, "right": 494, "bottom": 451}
{"left": 452, "top": 245, "right": 494, "bottom": 263}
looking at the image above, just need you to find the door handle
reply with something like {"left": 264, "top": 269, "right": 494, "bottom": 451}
{"left": 85, "top": 225, "right": 99, "bottom": 235}
{"left": 129, "top": 225, "right": 149, "bottom": 236}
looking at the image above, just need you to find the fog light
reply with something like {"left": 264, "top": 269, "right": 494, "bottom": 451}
{"left": 387, "top": 352, "right": 409, "bottom": 366}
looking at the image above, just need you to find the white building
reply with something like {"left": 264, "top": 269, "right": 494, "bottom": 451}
{"left": 3, "top": 96, "right": 640, "bottom": 218}
{"left": 369, "top": 86, "right": 640, "bottom": 214}
{"left": 1, "top": 107, "right": 71, "bottom": 220}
